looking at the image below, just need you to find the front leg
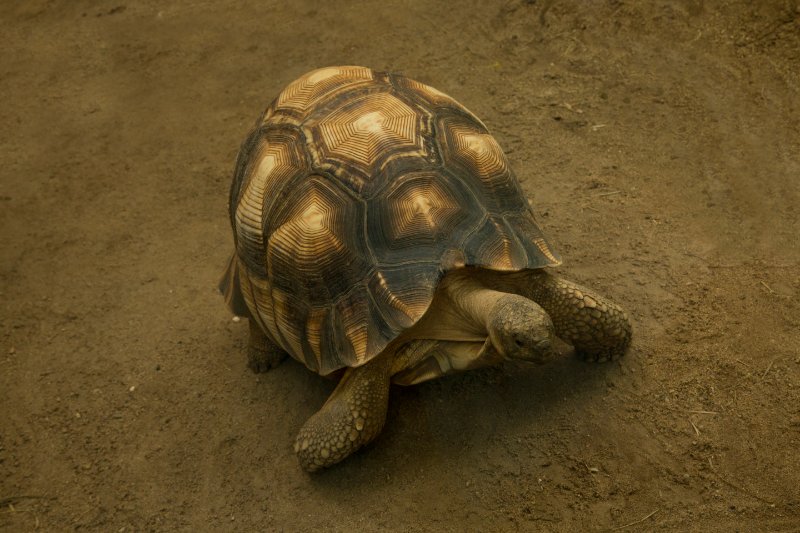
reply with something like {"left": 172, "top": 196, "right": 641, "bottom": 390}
{"left": 294, "top": 354, "right": 393, "bottom": 472}
{"left": 526, "top": 272, "right": 632, "bottom": 362}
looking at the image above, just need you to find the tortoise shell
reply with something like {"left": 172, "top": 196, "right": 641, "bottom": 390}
{"left": 224, "top": 66, "right": 561, "bottom": 375}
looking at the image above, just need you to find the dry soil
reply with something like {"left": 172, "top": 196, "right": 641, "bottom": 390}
{"left": 2, "top": 1, "right": 800, "bottom": 531}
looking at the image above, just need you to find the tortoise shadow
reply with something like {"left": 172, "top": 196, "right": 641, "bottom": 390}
{"left": 304, "top": 346, "right": 626, "bottom": 490}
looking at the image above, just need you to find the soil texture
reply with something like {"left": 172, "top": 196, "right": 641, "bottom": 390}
{"left": 2, "top": 1, "right": 800, "bottom": 531}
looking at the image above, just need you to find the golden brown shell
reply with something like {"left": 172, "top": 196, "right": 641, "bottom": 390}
{"left": 224, "top": 66, "right": 560, "bottom": 375}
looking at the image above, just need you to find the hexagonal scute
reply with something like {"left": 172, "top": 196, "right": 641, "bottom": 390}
{"left": 303, "top": 90, "right": 434, "bottom": 196}
{"left": 367, "top": 265, "right": 442, "bottom": 333}
{"left": 437, "top": 113, "right": 527, "bottom": 213}
{"left": 280, "top": 284, "right": 398, "bottom": 375}
{"left": 264, "top": 66, "right": 375, "bottom": 125}
{"left": 391, "top": 74, "right": 487, "bottom": 130}
{"left": 330, "top": 286, "right": 396, "bottom": 371}
{"left": 232, "top": 126, "right": 309, "bottom": 278}
{"left": 462, "top": 215, "right": 530, "bottom": 271}
{"left": 265, "top": 177, "right": 372, "bottom": 308}
{"left": 504, "top": 211, "right": 562, "bottom": 268}
{"left": 367, "top": 169, "right": 485, "bottom": 265}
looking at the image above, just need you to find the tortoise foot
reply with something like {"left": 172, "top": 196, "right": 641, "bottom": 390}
{"left": 248, "top": 344, "right": 287, "bottom": 373}
{"left": 527, "top": 273, "right": 632, "bottom": 363}
{"left": 294, "top": 357, "right": 391, "bottom": 472}
{"left": 246, "top": 320, "right": 287, "bottom": 373}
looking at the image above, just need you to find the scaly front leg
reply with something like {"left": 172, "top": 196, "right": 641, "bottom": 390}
{"left": 294, "top": 354, "right": 393, "bottom": 472}
{"left": 525, "top": 271, "right": 632, "bottom": 362}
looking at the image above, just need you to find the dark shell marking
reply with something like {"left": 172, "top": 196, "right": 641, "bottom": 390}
{"left": 226, "top": 66, "right": 560, "bottom": 375}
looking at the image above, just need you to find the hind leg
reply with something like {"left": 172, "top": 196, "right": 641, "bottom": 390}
{"left": 247, "top": 320, "right": 287, "bottom": 373}
{"left": 525, "top": 271, "right": 632, "bottom": 362}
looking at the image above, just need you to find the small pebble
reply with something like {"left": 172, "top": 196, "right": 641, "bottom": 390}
{"left": 232, "top": 316, "right": 241, "bottom": 323}
{"left": 129, "top": 385, "right": 136, "bottom": 392}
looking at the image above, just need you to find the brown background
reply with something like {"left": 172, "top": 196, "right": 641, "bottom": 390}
{"left": 2, "top": 1, "right": 799, "bottom": 531}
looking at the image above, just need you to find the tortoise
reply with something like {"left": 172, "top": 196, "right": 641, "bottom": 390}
{"left": 220, "top": 66, "right": 631, "bottom": 472}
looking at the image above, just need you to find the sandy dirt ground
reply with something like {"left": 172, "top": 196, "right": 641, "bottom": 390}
{"left": 2, "top": 0, "right": 800, "bottom": 531}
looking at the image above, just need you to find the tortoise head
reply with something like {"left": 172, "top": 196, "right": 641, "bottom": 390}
{"left": 488, "top": 294, "right": 556, "bottom": 364}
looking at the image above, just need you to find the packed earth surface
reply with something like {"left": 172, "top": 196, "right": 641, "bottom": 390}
{"left": 2, "top": 1, "right": 799, "bottom": 531}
